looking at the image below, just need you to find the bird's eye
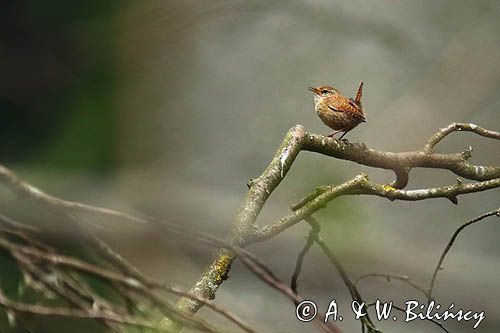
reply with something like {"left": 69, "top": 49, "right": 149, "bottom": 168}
{"left": 322, "top": 89, "right": 329, "bottom": 94}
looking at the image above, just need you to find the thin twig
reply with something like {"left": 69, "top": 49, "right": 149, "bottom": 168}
{"left": 256, "top": 175, "right": 500, "bottom": 242}
{"left": 0, "top": 288, "right": 158, "bottom": 330}
{"left": 306, "top": 216, "right": 377, "bottom": 332}
{"left": 0, "top": 213, "right": 39, "bottom": 232}
{"left": 354, "top": 273, "right": 428, "bottom": 298}
{"left": 427, "top": 208, "right": 500, "bottom": 301}
{"left": 290, "top": 223, "right": 319, "bottom": 296}
{"left": 0, "top": 121, "right": 499, "bottom": 332}
{"left": 424, "top": 122, "right": 500, "bottom": 154}
{"left": 0, "top": 236, "right": 229, "bottom": 333}
{"left": 228, "top": 241, "right": 340, "bottom": 333}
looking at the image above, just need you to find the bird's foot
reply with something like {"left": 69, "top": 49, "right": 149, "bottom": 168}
{"left": 338, "top": 130, "right": 350, "bottom": 141}
{"left": 327, "top": 131, "right": 341, "bottom": 138}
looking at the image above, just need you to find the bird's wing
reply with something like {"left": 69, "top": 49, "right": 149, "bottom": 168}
{"left": 328, "top": 97, "right": 366, "bottom": 122}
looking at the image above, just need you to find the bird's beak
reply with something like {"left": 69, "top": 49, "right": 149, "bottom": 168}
{"left": 308, "top": 87, "right": 317, "bottom": 94}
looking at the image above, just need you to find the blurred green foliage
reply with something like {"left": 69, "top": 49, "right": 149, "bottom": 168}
{"left": 1, "top": 2, "right": 124, "bottom": 331}
{"left": 0, "top": 0, "right": 121, "bottom": 171}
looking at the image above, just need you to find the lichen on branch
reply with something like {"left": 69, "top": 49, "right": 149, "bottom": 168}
{"left": 165, "top": 122, "right": 499, "bottom": 330}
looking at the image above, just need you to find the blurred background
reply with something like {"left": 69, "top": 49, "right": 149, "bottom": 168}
{"left": 1, "top": 1, "right": 499, "bottom": 332}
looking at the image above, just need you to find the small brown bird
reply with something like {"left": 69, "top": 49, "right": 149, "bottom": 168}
{"left": 309, "top": 81, "right": 365, "bottom": 140}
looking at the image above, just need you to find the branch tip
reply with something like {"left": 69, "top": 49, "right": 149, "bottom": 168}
{"left": 461, "top": 146, "right": 473, "bottom": 160}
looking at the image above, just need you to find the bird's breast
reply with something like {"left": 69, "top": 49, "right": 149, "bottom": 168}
{"left": 316, "top": 105, "right": 361, "bottom": 131}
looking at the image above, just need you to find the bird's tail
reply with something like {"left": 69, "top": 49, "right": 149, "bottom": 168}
{"left": 354, "top": 80, "right": 363, "bottom": 104}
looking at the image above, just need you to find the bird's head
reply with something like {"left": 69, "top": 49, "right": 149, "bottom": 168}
{"left": 308, "top": 85, "right": 340, "bottom": 97}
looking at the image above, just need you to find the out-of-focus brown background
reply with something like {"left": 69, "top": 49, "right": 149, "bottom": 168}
{"left": 1, "top": 1, "right": 499, "bottom": 332}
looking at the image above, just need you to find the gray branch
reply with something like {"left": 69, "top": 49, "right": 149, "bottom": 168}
{"left": 0, "top": 122, "right": 498, "bottom": 333}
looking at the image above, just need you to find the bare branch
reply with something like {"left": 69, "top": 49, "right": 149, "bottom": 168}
{"left": 0, "top": 214, "right": 39, "bottom": 232}
{"left": 0, "top": 235, "right": 234, "bottom": 333}
{"left": 303, "top": 125, "right": 500, "bottom": 183}
{"left": 424, "top": 122, "right": 500, "bottom": 154}
{"left": 427, "top": 208, "right": 500, "bottom": 301}
{"left": 358, "top": 177, "right": 500, "bottom": 204}
{"left": 256, "top": 175, "right": 500, "bottom": 241}
{"left": 391, "top": 167, "right": 410, "bottom": 189}
{"left": 307, "top": 216, "right": 377, "bottom": 332}
{"left": 290, "top": 223, "right": 319, "bottom": 295}
{"left": 0, "top": 288, "right": 158, "bottom": 330}
{"left": 157, "top": 224, "right": 339, "bottom": 333}
{"left": 226, "top": 238, "right": 340, "bottom": 333}
{"left": 254, "top": 175, "right": 366, "bottom": 242}
{"left": 1, "top": 122, "right": 498, "bottom": 331}
{"left": 354, "top": 273, "right": 427, "bottom": 298}
{"left": 0, "top": 164, "right": 149, "bottom": 225}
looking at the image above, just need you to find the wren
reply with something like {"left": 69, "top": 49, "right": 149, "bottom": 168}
{"left": 309, "top": 81, "right": 365, "bottom": 140}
